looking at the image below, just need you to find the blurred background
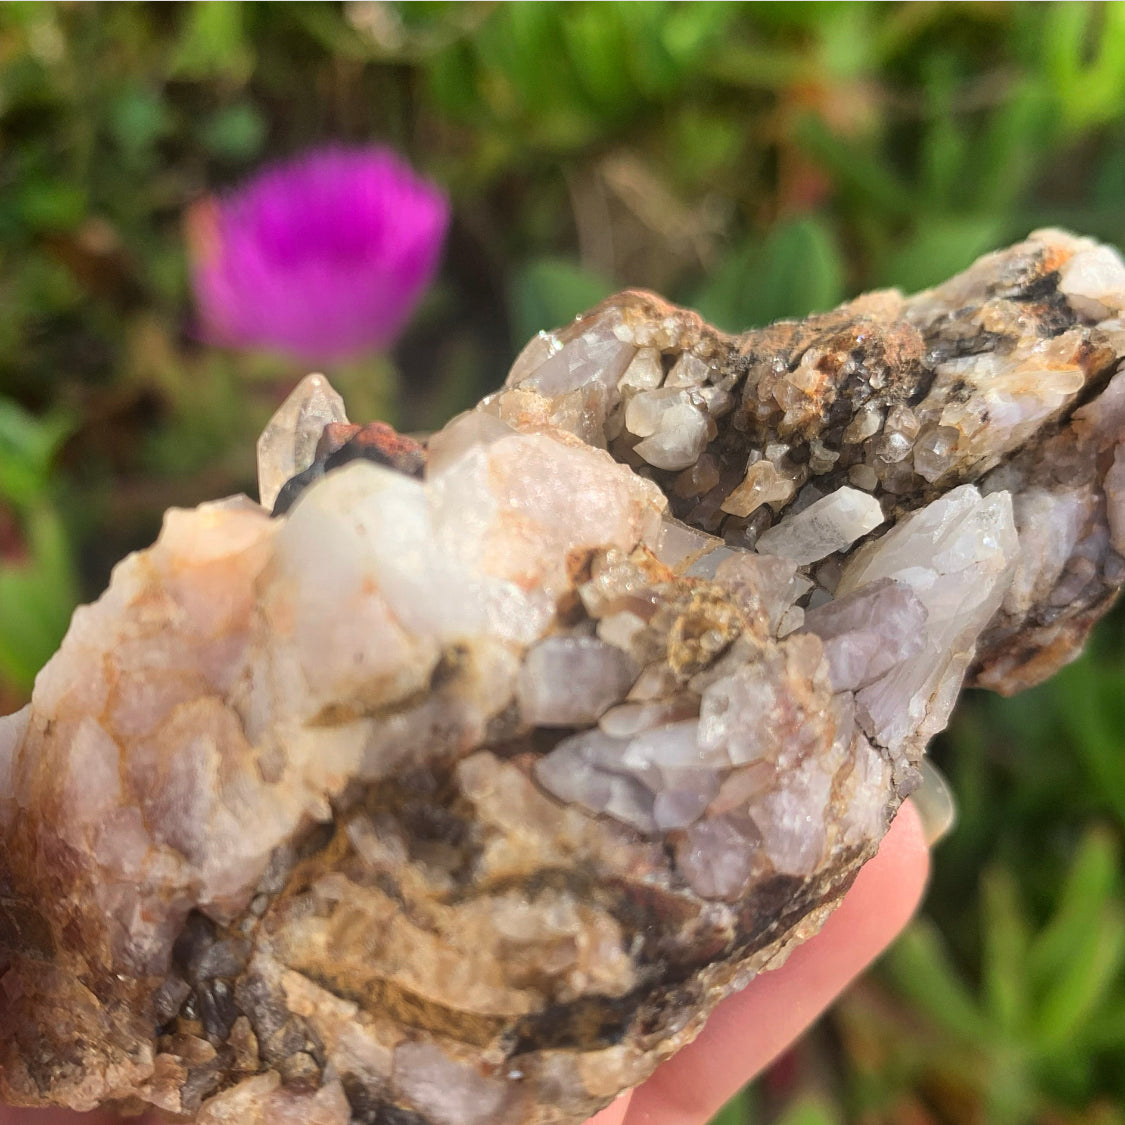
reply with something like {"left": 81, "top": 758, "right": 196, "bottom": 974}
{"left": 3, "top": 3, "right": 1125, "bottom": 1122}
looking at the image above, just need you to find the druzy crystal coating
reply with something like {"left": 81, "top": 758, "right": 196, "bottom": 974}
{"left": 3, "top": 230, "right": 1125, "bottom": 1125}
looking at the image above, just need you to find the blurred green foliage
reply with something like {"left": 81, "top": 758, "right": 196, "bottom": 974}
{"left": 3, "top": 1, "right": 1125, "bottom": 1120}
{"left": 882, "top": 831, "right": 1125, "bottom": 1123}
{"left": 0, "top": 398, "right": 76, "bottom": 689}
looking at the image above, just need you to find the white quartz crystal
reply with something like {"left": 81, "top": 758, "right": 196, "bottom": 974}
{"left": 750, "top": 755, "right": 832, "bottom": 876}
{"left": 721, "top": 460, "right": 797, "bottom": 517}
{"left": 618, "top": 347, "right": 664, "bottom": 392}
{"left": 1058, "top": 239, "right": 1125, "bottom": 319}
{"left": 922, "top": 344, "right": 1086, "bottom": 468}
{"left": 428, "top": 432, "right": 666, "bottom": 612}
{"left": 696, "top": 637, "right": 827, "bottom": 771}
{"left": 913, "top": 425, "right": 960, "bottom": 483}
{"left": 533, "top": 729, "right": 656, "bottom": 833}
{"left": 674, "top": 816, "right": 760, "bottom": 899}
{"left": 596, "top": 611, "right": 647, "bottom": 651}
{"left": 625, "top": 388, "right": 693, "bottom": 438}
{"left": 257, "top": 374, "right": 348, "bottom": 509}
{"left": 393, "top": 1042, "right": 508, "bottom": 1125}
{"left": 802, "top": 579, "right": 927, "bottom": 691}
{"left": 713, "top": 553, "right": 811, "bottom": 634}
{"left": 621, "top": 719, "right": 721, "bottom": 771}
{"left": 655, "top": 517, "right": 725, "bottom": 572}
{"left": 633, "top": 404, "right": 710, "bottom": 470}
{"left": 518, "top": 637, "right": 638, "bottom": 726}
{"left": 755, "top": 486, "right": 885, "bottom": 564}
{"left": 510, "top": 322, "right": 634, "bottom": 398}
{"left": 0, "top": 706, "right": 28, "bottom": 826}
{"left": 598, "top": 699, "right": 694, "bottom": 739}
{"left": 837, "top": 485, "right": 1019, "bottom": 754}
{"left": 698, "top": 666, "right": 782, "bottom": 767}
{"left": 1000, "top": 488, "right": 1093, "bottom": 619}
{"left": 684, "top": 544, "right": 738, "bottom": 579}
{"left": 837, "top": 735, "right": 892, "bottom": 845}
{"left": 652, "top": 772, "right": 721, "bottom": 831}
{"left": 664, "top": 353, "right": 710, "bottom": 388}
{"left": 506, "top": 330, "right": 562, "bottom": 386}
{"left": 424, "top": 410, "right": 515, "bottom": 477}
{"left": 535, "top": 717, "right": 732, "bottom": 836}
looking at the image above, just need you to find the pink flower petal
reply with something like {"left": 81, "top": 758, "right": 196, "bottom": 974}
{"left": 189, "top": 146, "right": 449, "bottom": 362}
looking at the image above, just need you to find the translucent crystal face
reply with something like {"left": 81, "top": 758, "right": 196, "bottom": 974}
{"left": 256, "top": 372, "right": 347, "bottom": 509}
{"left": 4, "top": 229, "right": 1125, "bottom": 1125}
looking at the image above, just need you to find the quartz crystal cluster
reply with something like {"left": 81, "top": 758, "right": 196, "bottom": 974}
{"left": 4, "top": 229, "right": 1125, "bottom": 1125}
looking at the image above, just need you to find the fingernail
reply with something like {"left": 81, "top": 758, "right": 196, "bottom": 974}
{"left": 910, "top": 758, "right": 956, "bottom": 846}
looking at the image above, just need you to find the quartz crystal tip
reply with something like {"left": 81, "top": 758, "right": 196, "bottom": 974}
{"left": 256, "top": 373, "right": 348, "bottom": 509}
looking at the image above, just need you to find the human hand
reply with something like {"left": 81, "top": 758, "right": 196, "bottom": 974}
{"left": 588, "top": 799, "right": 930, "bottom": 1125}
{"left": 0, "top": 804, "right": 926, "bottom": 1125}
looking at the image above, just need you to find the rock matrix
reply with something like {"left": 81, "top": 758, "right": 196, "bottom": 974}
{"left": 3, "top": 230, "right": 1125, "bottom": 1125}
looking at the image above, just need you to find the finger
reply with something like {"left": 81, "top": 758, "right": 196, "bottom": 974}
{"left": 621, "top": 799, "right": 930, "bottom": 1125}
{"left": 586, "top": 1091, "right": 634, "bottom": 1125}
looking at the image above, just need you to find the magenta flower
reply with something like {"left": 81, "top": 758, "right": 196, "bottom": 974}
{"left": 189, "top": 146, "right": 449, "bottom": 362}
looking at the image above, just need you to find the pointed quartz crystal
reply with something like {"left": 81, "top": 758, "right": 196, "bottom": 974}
{"left": 256, "top": 373, "right": 348, "bottom": 509}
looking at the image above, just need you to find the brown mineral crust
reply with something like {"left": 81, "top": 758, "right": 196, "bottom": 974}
{"left": 590, "top": 275, "right": 1115, "bottom": 533}
{"left": 146, "top": 745, "right": 872, "bottom": 1125}
{"left": 972, "top": 598, "right": 1116, "bottom": 696}
{"left": 325, "top": 422, "right": 427, "bottom": 478}
{"left": 316, "top": 422, "right": 364, "bottom": 459}
{"left": 0, "top": 824, "right": 157, "bottom": 1114}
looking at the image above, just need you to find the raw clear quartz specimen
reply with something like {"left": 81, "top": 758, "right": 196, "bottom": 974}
{"left": 256, "top": 373, "right": 348, "bottom": 508}
{"left": 755, "top": 486, "right": 885, "bottom": 563}
{"left": 4, "top": 229, "right": 1125, "bottom": 1125}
